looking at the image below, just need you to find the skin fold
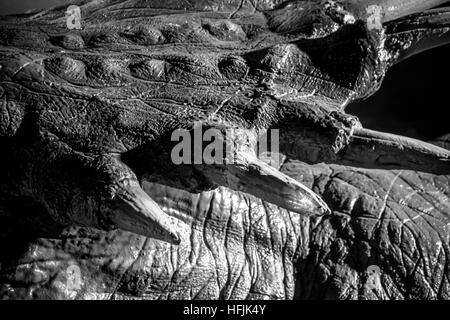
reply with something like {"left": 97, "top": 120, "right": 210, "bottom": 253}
{"left": 0, "top": 0, "right": 449, "bottom": 299}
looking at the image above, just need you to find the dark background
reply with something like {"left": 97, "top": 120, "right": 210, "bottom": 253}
{"left": 348, "top": 43, "right": 450, "bottom": 141}
{"left": 1, "top": 0, "right": 449, "bottom": 141}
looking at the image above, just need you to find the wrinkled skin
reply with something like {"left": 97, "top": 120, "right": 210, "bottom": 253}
{"left": 0, "top": 0, "right": 449, "bottom": 300}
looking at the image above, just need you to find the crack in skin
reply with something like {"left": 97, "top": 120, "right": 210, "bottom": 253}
{"left": 0, "top": 0, "right": 450, "bottom": 300}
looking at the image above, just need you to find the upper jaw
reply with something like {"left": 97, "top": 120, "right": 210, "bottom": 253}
{"left": 383, "top": 6, "right": 450, "bottom": 64}
{"left": 348, "top": 0, "right": 450, "bottom": 64}
{"left": 339, "top": 0, "right": 449, "bottom": 23}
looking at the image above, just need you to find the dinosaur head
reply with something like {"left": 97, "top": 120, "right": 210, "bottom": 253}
{"left": 0, "top": 0, "right": 449, "bottom": 245}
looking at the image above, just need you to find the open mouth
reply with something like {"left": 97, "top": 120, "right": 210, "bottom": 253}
{"left": 0, "top": 0, "right": 449, "bottom": 300}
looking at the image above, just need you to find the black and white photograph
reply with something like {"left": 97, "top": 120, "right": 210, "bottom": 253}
{"left": 0, "top": 0, "right": 449, "bottom": 308}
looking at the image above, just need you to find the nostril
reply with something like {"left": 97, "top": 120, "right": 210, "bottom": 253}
{"left": 346, "top": 43, "right": 450, "bottom": 141}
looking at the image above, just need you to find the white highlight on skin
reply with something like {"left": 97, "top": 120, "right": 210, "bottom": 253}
{"left": 65, "top": 5, "right": 82, "bottom": 30}
{"left": 365, "top": 265, "right": 384, "bottom": 297}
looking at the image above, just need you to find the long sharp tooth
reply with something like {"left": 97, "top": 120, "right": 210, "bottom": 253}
{"left": 111, "top": 179, "right": 181, "bottom": 245}
{"left": 200, "top": 152, "right": 330, "bottom": 216}
{"left": 343, "top": 128, "right": 450, "bottom": 174}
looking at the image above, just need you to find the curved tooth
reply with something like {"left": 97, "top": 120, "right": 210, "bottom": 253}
{"left": 200, "top": 152, "right": 330, "bottom": 216}
{"left": 342, "top": 128, "right": 450, "bottom": 174}
{"left": 111, "top": 178, "right": 181, "bottom": 245}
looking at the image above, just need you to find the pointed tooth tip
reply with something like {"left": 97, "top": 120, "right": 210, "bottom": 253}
{"left": 111, "top": 181, "right": 182, "bottom": 245}
{"left": 144, "top": 228, "right": 181, "bottom": 245}
{"left": 202, "top": 153, "right": 331, "bottom": 216}
{"left": 170, "top": 233, "right": 182, "bottom": 245}
{"left": 109, "top": 209, "right": 182, "bottom": 245}
{"left": 316, "top": 196, "right": 332, "bottom": 215}
{"left": 289, "top": 195, "right": 331, "bottom": 216}
{"left": 162, "top": 227, "right": 182, "bottom": 245}
{"left": 133, "top": 218, "right": 181, "bottom": 244}
{"left": 320, "top": 203, "right": 332, "bottom": 215}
